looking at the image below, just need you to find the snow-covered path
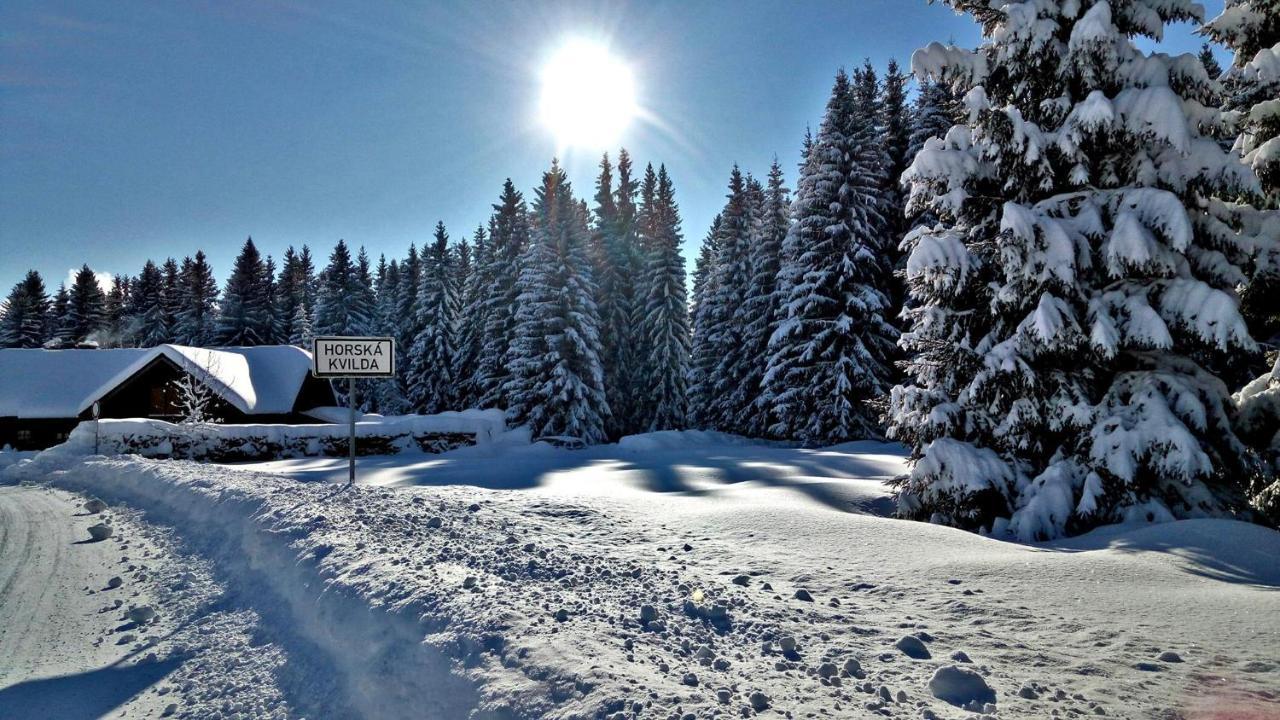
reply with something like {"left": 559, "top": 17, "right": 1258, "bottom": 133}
{"left": 0, "top": 485, "right": 168, "bottom": 696}
{"left": 0, "top": 483, "right": 297, "bottom": 719}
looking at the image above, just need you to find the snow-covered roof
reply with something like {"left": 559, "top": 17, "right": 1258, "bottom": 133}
{"left": 76, "top": 345, "right": 317, "bottom": 416}
{"left": 0, "top": 348, "right": 151, "bottom": 418}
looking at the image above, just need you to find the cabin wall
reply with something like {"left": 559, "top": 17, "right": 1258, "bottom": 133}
{"left": 0, "top": 418, "right": 78, "bottom": 451}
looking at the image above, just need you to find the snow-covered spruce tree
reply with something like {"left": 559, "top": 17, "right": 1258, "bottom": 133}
{"left": 130, "top": 260, "right": 168, "bottom": 347}
{"left": 503, "top": 161, "right": 610, "bottom": 443}
{"left": 909, "top": 78, "right": 963, "bottom": 161}
{"left": 694, "top": 168, "right": 756, "bottom": 433}
{"left": 590, "top": 151, "right": 644, "bottom": 438}
{"left": 1199, "top": 42, "right": 1225, "bottom": 80}
{"left": 315, "top": 239, "right": 373, "bottom": 338}
{"left": 394, "top": 243, "right": 422, "bottom": 403}
{"left": 1204, "top": 0, "right": 1280, "bottom": 350}
{"left": 891, "top": 0, "right": 1265, "bottom": 540}
{"left": 354, "top": 248, "right": 377, "bottom": 335}
{"left": 765, "top": 68, "right": 898, "bottom": 445}
{"left": 454, "top": 226, "right": 488, "bottom": 409}
{"left": 160, "top": 258, "right": 181, "bottom": 344}
{"left": 738, "top": 161, "right": 791, "bottom": 437}
{"left": 369, "top": 255, "right": 406, "bottom": 412}
{"left": 101, "top": 275, "right": 130, "bottom": 347}
{"left": 49, "top": 283, "right": 71, "bottom": 345}
{"left": 638, "top": 165, "right": 691, "bottom": 431}
{"left": 880, "top": 58, "right": 914, "bottom": 315}
{"left": 216, "top": 238, "right": 274, "bottom": 346}
{"left": 630, "top": 164, "right": 661, "bottom": 426}
{"left": 67, "top": 265, "right": 107, "bottom": 344}
{"left": 854, "top": 62, "right": 896, "bottom": 283}
{"left": 687, "top": 214, "right": 722, "bottom": 426}
{"left": 0, "top": 270, "right": 50, "bottom": 348}
{"left": 613, "top": 153, "right": 646, "bottom": 436}
{"left": 175, "top": 250, "right": 219, "bottom": 347}
{"left": 476, "top": 180, "right": 531, "bottom": 410}
{"left": 408, "top": 222, "right": 460, "bottom": 415}
{"left": 1204, "top": 0, "right": 1280, "bottom": 203}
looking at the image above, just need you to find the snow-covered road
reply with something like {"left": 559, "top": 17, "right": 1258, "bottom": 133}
{"left": 0, "top": 483, "right": 298, "bottom": 720}
{"left": 0, "top": 486, "right": 163, "bottom": 696}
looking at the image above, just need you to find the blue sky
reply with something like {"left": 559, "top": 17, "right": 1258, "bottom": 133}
{"left": 0, "top": 0, "right": 1225, "bottom": 294}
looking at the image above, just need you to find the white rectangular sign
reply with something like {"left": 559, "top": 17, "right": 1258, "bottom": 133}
{"left": 312, "top": 336, "right": 396, "bottom": 378}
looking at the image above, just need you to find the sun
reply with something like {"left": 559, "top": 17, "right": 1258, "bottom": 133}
{"left": 539, "top": 39, "right": 637, "bottom": 151}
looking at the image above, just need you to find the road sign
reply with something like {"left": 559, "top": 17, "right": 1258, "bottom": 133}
{"left": 311, "top": 336, "right": 396, "bottom": 486}
{"left": 312, "top": 336, "right": 396, "bottom": 378}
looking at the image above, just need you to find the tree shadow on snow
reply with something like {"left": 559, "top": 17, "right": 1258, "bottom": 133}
{"left": 306, "top": 441, "right": 907, "bottom": 517}
{"left": 0, "top": 657, "right": 182, "bottom": 720}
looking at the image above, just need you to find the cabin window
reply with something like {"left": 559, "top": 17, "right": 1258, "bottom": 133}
{"left": 16, "top": 430, "right": 31, "bottom": 442}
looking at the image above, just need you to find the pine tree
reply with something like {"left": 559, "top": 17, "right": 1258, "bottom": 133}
{"left": 130, "top": 260, "right": 168, "bottom": 347}
{"left": 263, "top": 255, "right": 281, "bottom": 344}
{"left": 454, "top": 226, "right": 488, "bottom": 408}
{"left": 176, "top": 251, "right": 219, "bottom": 346}
{"left": 369, "top": 255, "right": 406, "bottom": 413}
{"left": 276, "top": 247, "right": 302, "bottom": 345}
{"left": 695, "top": 167, "right": 756, "bottom": 433}
{"left": 1204, "top": 1, "right": 1280, "bottom": 350}
{"left": 1198, "top": 42, "right": 1224, "bottom": 79}
{"left": 908, "top": 79, "right": 963, "bottom": 166}
{"left": 216, "top": 237, "right": 274, "bottom": 346}
{"left": 891, "top": 1, "right": 1264, "bottom": 540}
{"left": 354, "top": 247, "right": 377, "bottom": 333}
{"left": 315, "top": 239, "right": 373, "bottom": 338}
{"left": 765, "top": 68, "right": 898, "bottom": 445}
{"left": 67, "top": 265, "right": 107, "bottom": 344}
{"left": 504, "top": 161, "right": 610, "bottom": 443}
{"left": 160, "top": 258, "right": 181, "bottom": 344}
{"left": 740, "top": 160, "right": 790, "bottom": 436}
{"left": 477, "top": 180, "right": 531, "bottom": 409}
{"left": 879, "top": 59, "right": 914, "bottom": 319}
{"left": 591, "top": 152, "right": 641, "bottom": 438}
{"left": 638, "top": 165, "right": 691, "bottom": 430}
{"left": 688, "top": 215, "right": 722, "bottom": 425}
{"left": 49, "top": 284, "right": 71, "bottom": 345}
{"left": 394, "top": 243, "right": 422, "bottom": 403}
{"left": 408, "top": 222, "right": 460, "bottom": 414}
{"left": 0, "top": 270, "right": 50, "bottom": 348}
{"left": 102, "top": 275, "right": 130, "bottom": 346}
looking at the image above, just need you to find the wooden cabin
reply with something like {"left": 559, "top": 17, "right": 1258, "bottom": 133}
{"left": 0, "top": 345, "right": 335, "bottom": 450}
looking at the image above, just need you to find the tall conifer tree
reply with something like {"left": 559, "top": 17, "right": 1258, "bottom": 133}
{"left": 891, "top": 1, "right": 1265, "bottom": 539}
{"left": 504, "top": 162, "right": 610, "bottom": 443}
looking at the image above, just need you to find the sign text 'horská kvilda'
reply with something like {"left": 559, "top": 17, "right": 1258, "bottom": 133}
{"left": 312, "top": 337, "right": 396, "bottom": 378}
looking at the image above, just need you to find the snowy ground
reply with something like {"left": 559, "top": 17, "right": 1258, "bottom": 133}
{"left": 4, "top": 434, "right": 1279, "bottom": 719}
{"left": 0, "top": 484, "right": 297, "bottom": 719}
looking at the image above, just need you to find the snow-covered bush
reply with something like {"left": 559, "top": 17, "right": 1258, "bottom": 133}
{"left": 889, "top": 0, "right": 1269, "bottom": 540}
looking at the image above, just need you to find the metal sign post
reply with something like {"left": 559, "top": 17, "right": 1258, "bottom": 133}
{"left": 311, "top": 337, "right": 396, "bottom": 486}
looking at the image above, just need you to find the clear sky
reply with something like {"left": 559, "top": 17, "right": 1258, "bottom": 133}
{"left": 0, "top": 0, "right": 1225, "bottom": 294}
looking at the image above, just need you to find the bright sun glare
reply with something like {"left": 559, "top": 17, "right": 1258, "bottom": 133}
{"left": 539, "top": 39, "right": 637, "bottom": 150}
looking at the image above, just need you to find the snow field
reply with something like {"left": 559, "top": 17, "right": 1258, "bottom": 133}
{"left": 7, "top": 436, "right": 1280, "bottom": 719}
